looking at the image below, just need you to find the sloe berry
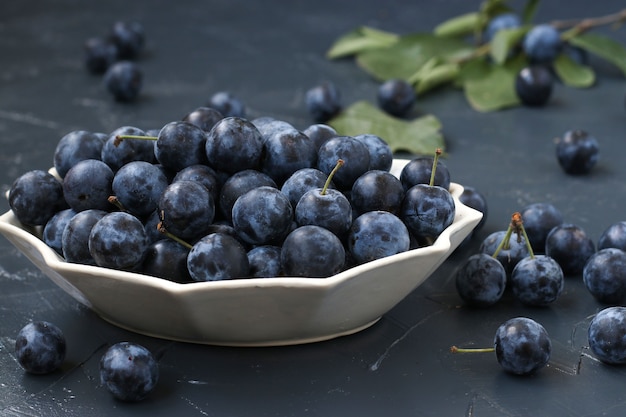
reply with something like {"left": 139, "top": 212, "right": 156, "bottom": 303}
{"left": 8, "top": 170, "right": 68, "bottom": 226}
{"left": 583, "top": 248, "right": 626, "bottom": 305}
{"left": 100, "top": 342, "right": 159, "bottom": 402}
{"left": 15, "top": 321, "right": 66, "bottom": 375}
{"left": 588, "top": 306, "right": 626, "bottom": 365}
{"left": 494, "top": 317, "right": 551, "bottom": 375}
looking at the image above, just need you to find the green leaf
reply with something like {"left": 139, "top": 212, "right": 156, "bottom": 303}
{"left": 553, "top": 53, "right": 595, "bottom": 88}
{"left": 356, "top": 33, "right": 472, "bottom": 81}
{"left": 521, "top": 0, "right": 540, "bottom": 24}
{"left": 463, "top": 57, "right": 526, "bottom": 112}
{"left": 489, "top": 26, "right": 529, "bottom": 64}
{"left": 434, "top": 12, "right": 481, "bottom": 38}
{"left": 568, "top": 32, "right": 626, "bottom": 77}
{"left": 326, "top": 26, "right": 399, "bottom": 59}
{"left": 455, "top": 57, "right": 491, "bottom": 87}
{"left": 415, "top": 63, "right": 460, "bottom": 94}
{"left": 327, "top": 101, "right": 444, "bottom": 154}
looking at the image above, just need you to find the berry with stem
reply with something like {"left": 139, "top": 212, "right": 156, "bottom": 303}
{"left": 508, "top": 213, "right": 565, "bottom": 306}
{"left": 451, "top": 317, "right": 551, "bottom": 375}
{"left": 400, "top": 148, "right": 455, "bottom": 241}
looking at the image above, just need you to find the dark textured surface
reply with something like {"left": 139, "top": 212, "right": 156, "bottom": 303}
{"left": 1, "top": 1, "right": 626, "bottom": 415}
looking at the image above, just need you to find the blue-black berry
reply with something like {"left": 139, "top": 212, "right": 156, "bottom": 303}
{"left": 100, "top": 342, "right": 159, "bottom": 402}
{"left": 15, "top": 321, "right": 66, "bottom": 374}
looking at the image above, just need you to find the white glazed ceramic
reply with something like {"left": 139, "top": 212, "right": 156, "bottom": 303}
{"left": 0, "top": 159, "right": 482, "bottom": 346}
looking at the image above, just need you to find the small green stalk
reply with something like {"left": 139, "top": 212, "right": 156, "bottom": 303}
{"left": 157, "top": 220, "right": 193, "bottom": 250}
{"left": 114, "top": 134, "right": 158, "bottom": 147}
{"left": 491, "top": 212, "right": 534, "bottom": 259}
{"left": 429, "top": 148, "right": 442, "bottom": 187}
{"left": 450, "top": 346, "right": 495, "bottom": 354}
{"left": 321, "top": 159, "right": 344, "bottom": 195}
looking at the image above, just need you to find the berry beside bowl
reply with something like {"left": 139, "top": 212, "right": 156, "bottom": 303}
{"left": 0, "top": 159, "right": 482, "bottom": 347}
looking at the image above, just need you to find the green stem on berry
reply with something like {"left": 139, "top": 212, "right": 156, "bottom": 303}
{"left": 491, "top": 222, "right": 513, "bottom": 258}
{"left": 321, "top": 159, "right": 344, "bottom": 195}
{"left": 516, "top": 214, "right": 535, "bottom": 259}
{"left": 429, "top": 148, "right": 442, "bottom": 187}
{"left": 157, "top": 220, "right": 193, "bottom": 250}
{"left": 114, "top": 134, "right": 158, "bottom": 147}
{"left": 450, "top": 345, "right": 495, "bottom": 354}
{"left": 492, "top": 212, "right": 534, "bottom": 259}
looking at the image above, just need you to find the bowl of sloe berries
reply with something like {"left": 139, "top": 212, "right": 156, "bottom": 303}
{"left": 0, "top": 110, "right": 482, "bottom": 346}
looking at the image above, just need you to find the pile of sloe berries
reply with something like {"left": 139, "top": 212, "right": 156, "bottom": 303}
{"left": 8, "top": 106, "right": 460, "bottom": 283}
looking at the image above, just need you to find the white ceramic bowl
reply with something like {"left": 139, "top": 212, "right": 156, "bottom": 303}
{"left": 0, "top": 159, "right": 482, "bottom": 346}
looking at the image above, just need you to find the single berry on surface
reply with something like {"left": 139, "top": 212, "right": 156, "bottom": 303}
{"left": 110, "top": 21, "right": 145, "bottom": 60}
{"left": 305, "top": 81, "right": 342, "bottom": 123}
{"left": 84, "top": 37, "right": 118, "bottom": 74}
{"left": 583, "top": 248, "right": 626, "bottom": 305}
{"left": 100, "top": 342, "right": 159, "bottom": 402}
{"left": 588, "top": 306, "right": 626, "bottom": 365}
{"left": 520, "top": 202, "right": 563, "bottom": 253}
{"left": 555, "top": 129, "right": 599, "bottom": 175}
{"left": 377, "top": 79, "right": 416, "bottom": 117}
{"left": 510, "top": 254, "right": 564, "bottom": 307}
{"left": 103, "top": 61, "right": 143, "bottom": 102}
{"left": 451, "top": 317, "right": 551, "bottom": 376}
{"left": 15, "top": 321, "right": 66, "bottom": 375}
{"left": 515, "top": 66, "right": 553, "bottom": 107}
{"left": 494, "top": 317, "right": 551, "bottom": 375}
{"left": 597, "top": 221, "right": 626, "bottom": 251}
{"left": 207, "top": 91, "right": 246, "bottom": 118}
{"left": 545, "top": 223, "right": 595, "bottom": 276}
{"left": 455, "top": 253, "right": 506, "bottom": 307}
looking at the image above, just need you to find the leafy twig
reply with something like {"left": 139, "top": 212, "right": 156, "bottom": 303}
{"left": 552, "top": 8, "right": 626, "bottom": 39}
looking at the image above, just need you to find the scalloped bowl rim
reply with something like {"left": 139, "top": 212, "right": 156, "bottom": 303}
{"left": 0, "top": 159, "right": 483, "bottom": 346}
